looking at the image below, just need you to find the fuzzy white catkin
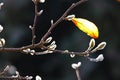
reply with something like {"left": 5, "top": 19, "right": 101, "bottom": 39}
{"left": 36, "top": 75, "right": 42, "bottom": 80}
{"left": 66, "top": 14, "right": 75, "bottom": 21}
{"left": 96, "top": 54, "right": 104, "bottom": 62}
{"left": 39, "top": 0, "right": 45, "bottom": 3}
{"left": 45, "top": 37, "right": 52, "bottom": 43}
{"left": 96, "top": 42, "right": 106, "bottom": 50}
{"left": 0, "top": 38, "right": 5, "bottom": 47}
{"left": 88, "top": 38, "right": 95, "bottom": 49}
{"left": 0, "top": 25, "right": 3, "bottom": 32}
{"left": 89, "top": 54, "right": 104, "bottom": 62}
{"left": 0, "top": 3, "right": 4, "bottom": 6}
{"left": 23, "top": 48, "right": 31, "bottom": 53}
{"left": 70, "top": 54, "right": 75, "bottom": 58}
{"left": 51, "top": 41, "right": 56, "bottom": 45}
{"left": 0, "top": 2, "right": 4, "bottom": 9}
{"left": 49, "top": 44, "right": 57, "bottom": 50}
{"left": 71, "top": 62, "right": 81, "bottom": 69}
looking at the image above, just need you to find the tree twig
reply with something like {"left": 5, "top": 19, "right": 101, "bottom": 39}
{"left": 75, "top": 68, "right": 81, "bottom": 80}
{"left": 53, "top": 49, "right": 90, "bottom": 56}
{"left": 31, "top": 1, "right": 44, "bottom": 47}
{"left": 31, "top": 1, "right": 39, "bottom": 47}
{"left": 40, "top": 0, "right": 87, "bottom": 43}
{"left": 0, "top": 0, "right": 88, "bottom": 54}
{"left": 0, "top": 76, "right": 32, "bottom": 80}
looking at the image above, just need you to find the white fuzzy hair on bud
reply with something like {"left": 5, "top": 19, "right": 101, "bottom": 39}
{"left": 0, "top": 25, "right": 3, "bottom": 32}
{"left": 29, "top": 25, "right": 32, "bottom": 29}
{"left": 30, "top": 50, "right": 35, "bottom": 55}
{"left": 88, "top": 54, "right": 104, "bottom": 62}
{"left": 23, "top": 48, "right": 31, "bottom": 53}
{"left": 51, "top": 41, "right": 56, "bottom": 45}
{"left": 43, "top": 50, "right": 53, "bottom": 53}
{"left": 26, "top": 76, "right": 33, "bottom": 80}
{"left": 39, "top": 0, "right": 45, "bottom": 3}
{"left": 70, "top": 54, "right": 75, "bottom": 58}
{"left": 96, "top": 54, "right": 104, "bottom": 62}
{"left": 88, "top": 38, "right": 95, "bottom": 50}
{"left": 0, "top": 38, "right": 5, "bottom": 47}
{"left": 49, "top": 44, "right": 57, "bottom": 50}
{"left": 45, "top": 37, "right": 52, "bottom": 43}
{"left": 37, "top": 10, "right": 43, "bottom": 15}
{"left": 96, "top": 42, "right": 106, "bottom": 50}
{"left": 0, "top": 2, "right": 4, "bottom": 9}
{"left": 66, "top": 14, "right": 75, "bottom": 21}
{"left": 71, "top": 62, "right": 81, "bottom": 69}
{"left": 51, "top": 20, "right": 54, "bottom": 25}
{"left": 36, "top": 75, "right": 42, "bottom": 80}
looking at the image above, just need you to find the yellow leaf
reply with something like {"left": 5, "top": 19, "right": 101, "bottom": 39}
{"left": 71, "top": 18, "right": 99, "bottom": 39}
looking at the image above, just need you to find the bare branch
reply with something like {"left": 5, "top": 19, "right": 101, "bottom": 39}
{"left": 75, "top": 68, "right": 81, "bottom": 80}
{"left": 40, "top": 0, "right": 87, "bottom": 43}
{"left": 0, "top": 76, "right": 32, "bottom": 80}
{"left": 53, "top": 49, "right": 89, "bottom": 57}
{"left": 31, "top": 1, "right": 43, "bottom": 47}
{"left": 0, "top": 0, "right": 88, "bottom": 54}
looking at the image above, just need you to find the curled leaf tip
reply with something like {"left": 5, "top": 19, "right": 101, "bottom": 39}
{"left": 71, "top": 18, "right": 99, "bottom": 39}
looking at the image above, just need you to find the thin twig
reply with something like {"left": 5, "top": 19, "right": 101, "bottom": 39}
{"left": 0, "top": 0, "right": 88, "bottom": 55}
{"left": 31, "top": 2, "right": 39, "bottom": 47}
{"left": 0, "top": 42, "right": 41, "bottom": 53}
{"left": 75, "top": 68, "right": 81, "bottom": 80}
{"left": 40, "top": 0, "right": 87, "bottom": 43}
{"left": 53, "top": 49, "right": 90, "bottom": 56}
{"left": 0, "top": 76, "right": 32, "bottom": 80}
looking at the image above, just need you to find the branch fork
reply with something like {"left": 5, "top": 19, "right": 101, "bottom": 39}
{"left": 0, "top": 0, "right": 107, "bottom": 80}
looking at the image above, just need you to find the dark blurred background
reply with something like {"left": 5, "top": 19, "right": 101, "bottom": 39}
{"left": 0, "top": 0, "right": 120, "bottom": 80}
